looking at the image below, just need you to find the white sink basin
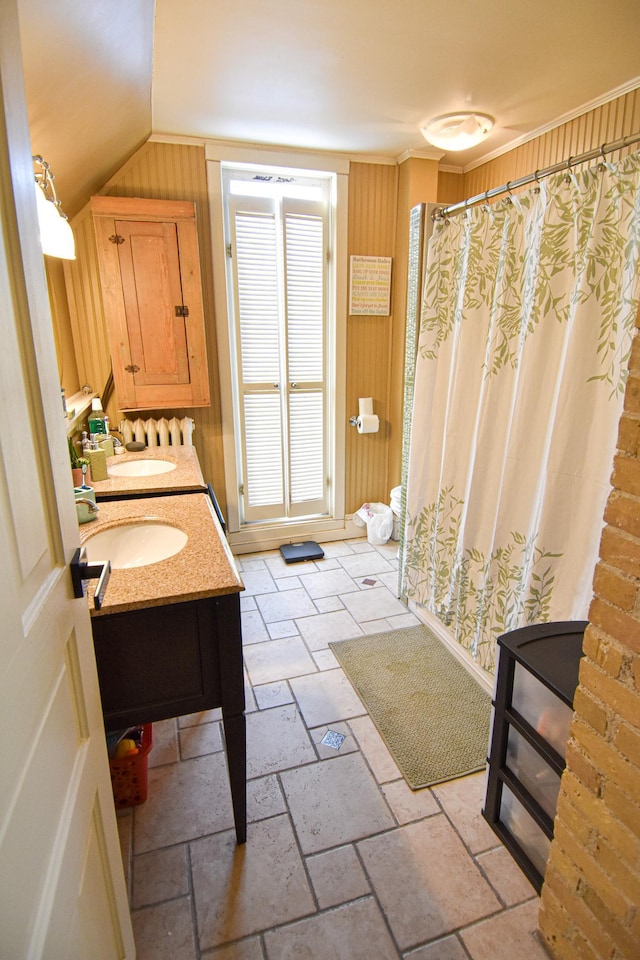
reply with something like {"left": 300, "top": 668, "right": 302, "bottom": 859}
{"left": 84, "top": 521, "right": 188, "bottom": 568}
{"left": 108, "top": 459, "right": 177, "bottom": 477}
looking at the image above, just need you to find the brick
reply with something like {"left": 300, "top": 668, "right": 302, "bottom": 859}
{"left": 546, "top": 840, "right": 582, "bottom": 890}
{"left": 603, "top": 490, "right": 640, "bottom": 540}
{"left": 602, "top": 781, "right": 640, "bottom": 839}
{"left": 579, "top": 660, "right": 640, "bottom": 729}
{"left": 558, "top": 771, "right": 640, "bottom": 862}
{"left": 573, "top": 687, "right": 609, "bottom": 737}
{"left": 579, "top": 629, "right": 626, "bottom": 677}
{"left": 629, "top": 328, "right": 640, "bottom": 369}
{"left": 580, "top": 887, "right": 640, "bottom": 960}
{"left": 571, "top": 718, "right": 640, "bottom": 799}
{"left": 542, "top": 859, "right": 616, "bottom": 959}
{"left": 612, "top": 453, "right": 640, "bottom": 496}
{"left": 553, "top": 820, "right": 632, "bottom": 923}
{"left": 556, "top": 791, "right": 595, "bottom": 846}
{"left": 622, "top": 377, "right": 640, "bottom": 416}
{"left": 565, "top": 740, "right": 602, "bottom": 794}
{"left": 593, "top": 836, "right": 640, "bottom": 907}
{"left": 599, "top": 525, "right": 640, "bottom": 580}
{"left": 614, "top": 721, "right": 640, "bottom": 767}
{"left": 616, "top": 416, "right": 640, "bottom": 457}
{"left": 593, "top": 563, "right": 638, "bottom": 612}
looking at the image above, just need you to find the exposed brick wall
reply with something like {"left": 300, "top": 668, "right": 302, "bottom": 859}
{"left": 539, "top": 316, "right": 640, "bottom": 959}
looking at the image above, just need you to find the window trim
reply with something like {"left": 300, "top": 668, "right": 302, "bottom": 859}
{"left": 206, "top": 145, "right": 348, "bottom": 549}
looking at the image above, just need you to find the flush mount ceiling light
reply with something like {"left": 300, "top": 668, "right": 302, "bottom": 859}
{"left": 420, "top": 112, "right": 494, "bottom": 152}
{"left": 33, "top": 155, "right": 76, "bottom": 260}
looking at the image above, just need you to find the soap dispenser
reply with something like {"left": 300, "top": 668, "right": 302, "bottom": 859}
{"left": 86, "top": 438, "right": 108, "bottom": 481}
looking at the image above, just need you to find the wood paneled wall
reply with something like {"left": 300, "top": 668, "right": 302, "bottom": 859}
{"left": 58, "top": 86, "right": 639, "bottom": 528}
{"left": 464, "top": 87, "right": 640, "bottom": 199}
{"left": 63, "top": 142, "right": 227, "bottom": 511}
{"left": 346, "top": 162, "right": 398, "bottom": 511}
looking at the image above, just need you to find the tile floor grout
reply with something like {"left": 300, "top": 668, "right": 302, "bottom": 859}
{"left": 118, "top": 537, "right": 546, "bottom": 959}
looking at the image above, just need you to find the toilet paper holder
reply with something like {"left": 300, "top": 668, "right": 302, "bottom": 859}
{"left": 349, "top": 397, "right": 379, "bottom": 434}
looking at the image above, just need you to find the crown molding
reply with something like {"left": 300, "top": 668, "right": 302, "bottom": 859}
{"left": 396, "top": 146, "right": 445, "bottom": 164}
{"left": 149, "top": 132, "right": 208, "bottom": 147}
{"left": 151, "top": 131, "right": 399, "bottom": 166}
{"left": 462, "top": 76, "right": 640, "bottom": 174}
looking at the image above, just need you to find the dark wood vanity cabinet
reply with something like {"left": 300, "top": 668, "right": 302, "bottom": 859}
{"left": 483, "top": 620, "right": 586, "bottom": 892}
{"left": 91, "top": 591, "right": 246, "bottom": 842}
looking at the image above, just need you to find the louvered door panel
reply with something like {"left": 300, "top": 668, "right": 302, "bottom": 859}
{"left": 229, "top": 193, "right": 328, "bottom": 523}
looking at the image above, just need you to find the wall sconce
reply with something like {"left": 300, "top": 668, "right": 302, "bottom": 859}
{"left": 420, "top": 113, "right": 494, "bottom": 152}
{"left": 33, "top": 155, "right": 76, "bottom": 260}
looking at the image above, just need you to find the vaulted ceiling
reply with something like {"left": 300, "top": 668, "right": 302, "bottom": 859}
{"left": 17, "top": 0, "right": 640, "bottom": 218}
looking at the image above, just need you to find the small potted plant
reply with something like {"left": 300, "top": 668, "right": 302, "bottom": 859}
{"left": 68, "top": 437, "right": 91, "bottom": 487}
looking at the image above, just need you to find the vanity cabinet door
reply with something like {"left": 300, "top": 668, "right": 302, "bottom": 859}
{"left": 91, "top": 196, "right": 210, "bottom": 410}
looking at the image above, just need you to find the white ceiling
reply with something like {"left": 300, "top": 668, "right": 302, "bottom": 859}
{"left": 17, "top": 0, "right": 640, "bottom": 217}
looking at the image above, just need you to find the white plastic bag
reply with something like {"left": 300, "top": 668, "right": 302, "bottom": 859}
{"left": 354, "top": 502, "right": 394, "bottom": 545}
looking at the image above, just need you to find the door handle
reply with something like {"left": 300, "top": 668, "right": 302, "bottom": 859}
{"left": 70, "top": 547, "right": 111, "bottom": 610}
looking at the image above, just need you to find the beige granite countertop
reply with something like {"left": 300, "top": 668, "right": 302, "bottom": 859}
{"left": 91, "top": 445, "right": 206, "bottom": 498}
{"left": 79, "top": 492, "right": 243, "bottom": 617}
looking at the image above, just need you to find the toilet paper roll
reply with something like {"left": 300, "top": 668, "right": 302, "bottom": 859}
{"left": 357, "top": 414, "right": 379, "bottom": 434}
{"left": 358, "top": 397, "right": 374, "bottom": 417}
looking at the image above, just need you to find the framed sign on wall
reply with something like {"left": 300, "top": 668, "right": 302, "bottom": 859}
{"left": 349, "top": 255, "right": 392, "bottom": 316}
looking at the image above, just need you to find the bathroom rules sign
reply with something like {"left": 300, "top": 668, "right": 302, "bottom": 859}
{"left": 349, "top": 255, "right": 392, "bottom": 315}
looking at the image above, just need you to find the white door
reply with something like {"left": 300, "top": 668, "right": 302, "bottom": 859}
{"left": 0, "top": 4, "right": 135, "bottom": 957}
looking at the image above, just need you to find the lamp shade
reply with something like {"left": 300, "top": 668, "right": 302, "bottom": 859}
{"left": 420, "top": 113, "right": 494, "bottom": 152}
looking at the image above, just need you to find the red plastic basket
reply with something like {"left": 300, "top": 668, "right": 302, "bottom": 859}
{"left": 109, "top": 723, "right": 153, "bottom": 808}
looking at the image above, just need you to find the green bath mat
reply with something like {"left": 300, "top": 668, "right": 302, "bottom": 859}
{"left": 330, "top": 625, "right": 492, "bottom": 789}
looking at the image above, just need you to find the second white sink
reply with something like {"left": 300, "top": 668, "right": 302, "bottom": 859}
{"left": 109, "top": 458, "right": 177, "bottom": 477}
{"left": 84, "top": 521, "right": 188, "bottom": 568}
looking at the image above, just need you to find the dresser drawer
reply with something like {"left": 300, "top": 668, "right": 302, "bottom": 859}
{"left": 500, "top": 783, "right": 551, "bottom": 879}
{"left": 506, "top": 726, "right": 561, "bottom": 818}
{"left": 512, "top": 661, "right": 574, "bottom": 758}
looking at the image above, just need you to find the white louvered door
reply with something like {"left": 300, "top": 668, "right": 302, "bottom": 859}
{"left": 229, "top": 191, "right": 328, "bottom": 524}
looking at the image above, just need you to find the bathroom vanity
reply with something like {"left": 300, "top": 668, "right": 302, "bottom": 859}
{"left": 79, "top": 492, "right": 246, "bottom": 843}
{"left": 91, "top": 444, "right": 207, "bottom": 500}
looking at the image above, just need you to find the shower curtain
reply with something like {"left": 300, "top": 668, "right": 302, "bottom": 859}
{"left": 402, "top": 152, "right": 640, "bottom": 674}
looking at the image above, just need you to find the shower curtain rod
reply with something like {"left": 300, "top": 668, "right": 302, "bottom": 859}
{"left": 432, "top": 130, "right": 640, "bottom": 221}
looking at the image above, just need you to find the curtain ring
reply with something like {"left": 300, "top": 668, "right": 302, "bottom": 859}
{"left": 505, "top": 181, "right": 513, "bottom": 204}
{"left": 598, "top": 142, "right": 607, "bottom": 171}
{"left": 564, "top": 157, "right": 573, "bottom": 184}
{"left": 533, "top": 169, "right": 541, "bottom": 194}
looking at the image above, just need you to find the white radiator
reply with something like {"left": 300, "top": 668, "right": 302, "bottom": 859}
{"left": 118, "top": 416, "right": 195, "bottom": 447}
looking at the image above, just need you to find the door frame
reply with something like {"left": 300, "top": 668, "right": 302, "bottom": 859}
{"left": 206, "top": 141, "right": 349, "bottom": 550}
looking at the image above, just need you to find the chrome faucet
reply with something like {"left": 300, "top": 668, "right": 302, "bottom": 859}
{"left": 75, "top": 498, "right": 100, "bottom": 514}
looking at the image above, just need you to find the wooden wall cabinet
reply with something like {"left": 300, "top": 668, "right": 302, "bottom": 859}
{"left": 91, "top": 196, "right": 211, "bottom": 410}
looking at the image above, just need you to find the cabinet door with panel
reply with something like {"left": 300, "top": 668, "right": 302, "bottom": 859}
{"left": 91, "top": 196, "right": 211, "bottom": 410}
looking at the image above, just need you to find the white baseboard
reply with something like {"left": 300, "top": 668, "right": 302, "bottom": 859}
{"left": 409, "top": 601, "right": 496, "bottom": 697}
{"left": 229, "top": 515, "right": 365, "bottom": 555}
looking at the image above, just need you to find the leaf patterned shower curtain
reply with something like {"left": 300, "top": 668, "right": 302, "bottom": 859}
{"left": 402, "top": 153, "right": 640, "bottom": 674}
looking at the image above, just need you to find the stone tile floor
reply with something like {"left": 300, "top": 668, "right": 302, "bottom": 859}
{"left": 117, "top": 538, "right": 548, "bottom": 959}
